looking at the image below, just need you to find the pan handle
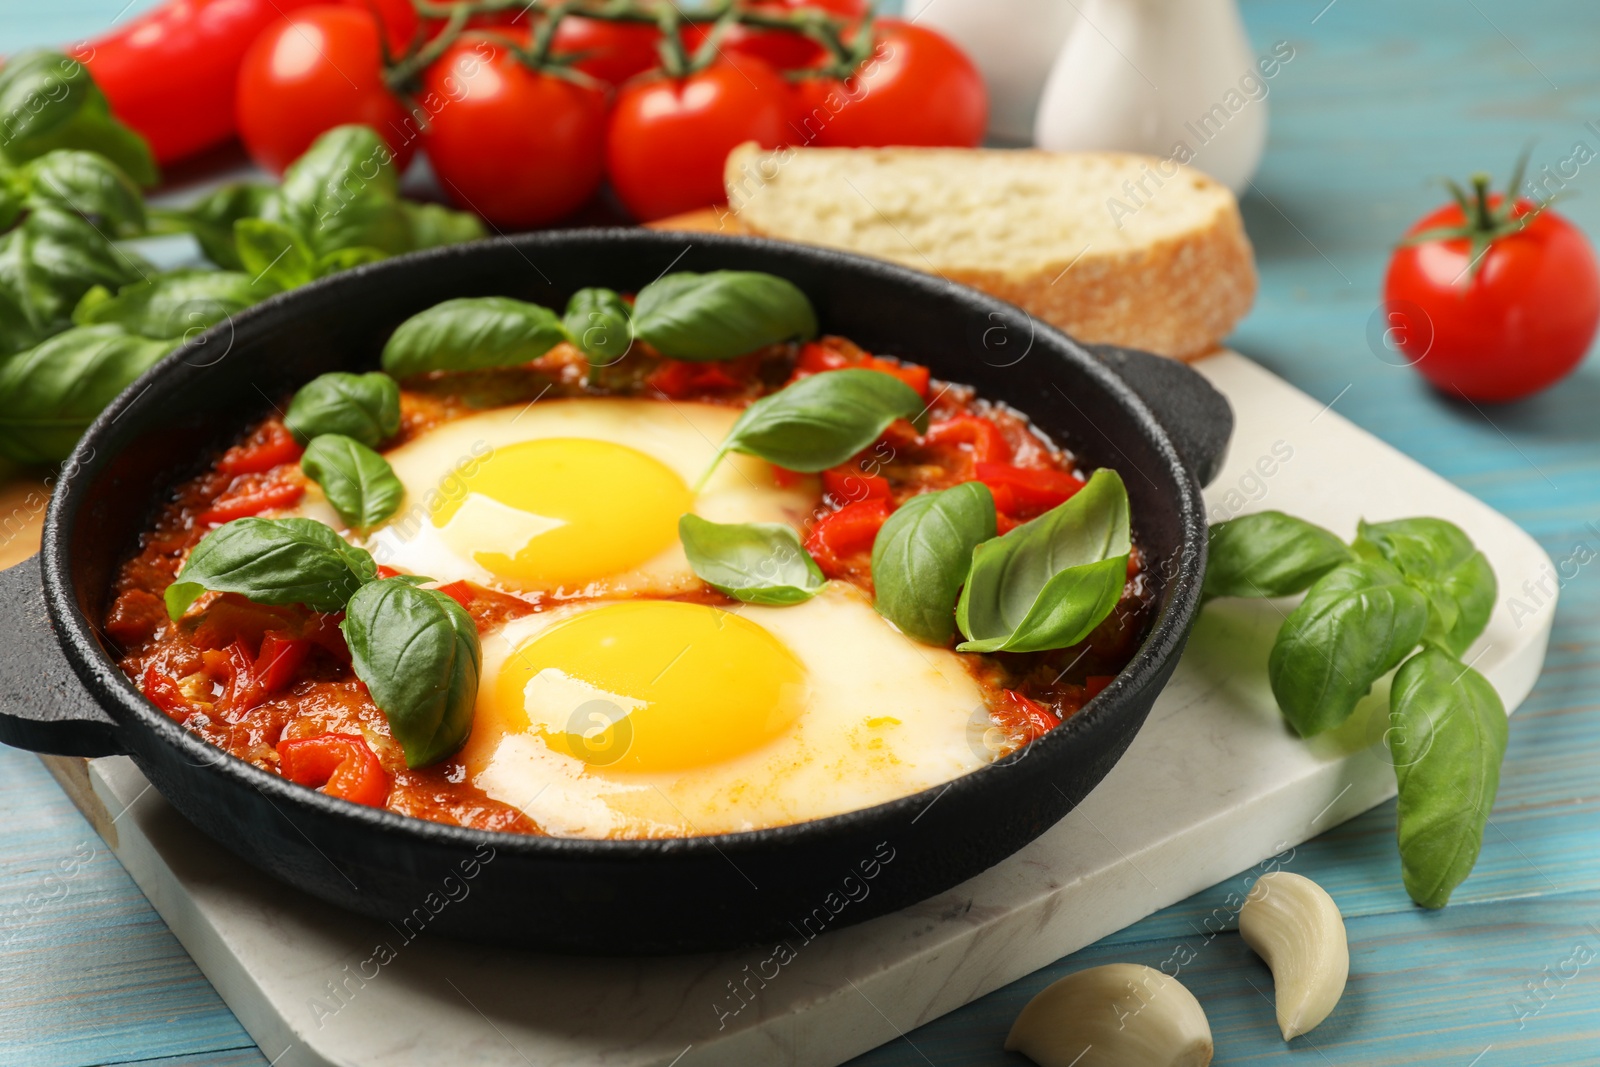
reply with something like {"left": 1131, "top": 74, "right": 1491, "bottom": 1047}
{"left": 0, "top": 556, "right": 125, "bottom": 758}
{"left": 1087, "top": 344, "right": 1234, "bottom": 487}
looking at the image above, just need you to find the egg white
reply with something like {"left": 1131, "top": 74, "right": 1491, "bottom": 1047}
{"left": 467, "top": 582, "right": 993, "bottom": 838}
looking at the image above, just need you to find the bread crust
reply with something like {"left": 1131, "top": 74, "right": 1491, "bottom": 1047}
{"left": 718, "top": 145, "right": 1257, "bottom": 361}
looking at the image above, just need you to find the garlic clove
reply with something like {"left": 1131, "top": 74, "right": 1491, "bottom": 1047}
{"left": 1238, "top": 870, "right": 1349, "bottom": 1040}
{"left": 1005, "top": 962, "right": 1214, "bottom": 1067}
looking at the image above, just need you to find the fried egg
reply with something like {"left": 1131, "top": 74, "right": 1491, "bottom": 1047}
{"left": 459, "top": 582, "right": 993, "bottom": 838}
{"left": 295, "top": 398, "right": 819, "bottom": 596}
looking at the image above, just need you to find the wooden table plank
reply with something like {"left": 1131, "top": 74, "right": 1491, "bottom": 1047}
{"left": 6, "top": 0, "right": 1600, "bottom": 1064}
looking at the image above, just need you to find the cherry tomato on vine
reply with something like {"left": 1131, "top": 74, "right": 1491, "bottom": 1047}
{"left": 423, "top": 37, "right": 608, "bottom": 227}
{"left": 236, "top": 5, "right": 415, "bottom": 174}
{"left": 606, "top": 57, "right": 793, "bottom": 222}
{"left": 551, "top": 15, "right": 663, "bottom": 87}
{"left": 682, "top": 0, "right": 867, "bottom": 72}
{"left": 1384, "top": 170, "right": 1600, "bottom": 402}
{"left": 792, "top": 19, "right": 985, "bottom": 148}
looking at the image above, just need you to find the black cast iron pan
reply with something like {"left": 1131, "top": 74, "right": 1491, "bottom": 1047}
{"left": 0, "top": 230, "right": 1231, "bottom": 953}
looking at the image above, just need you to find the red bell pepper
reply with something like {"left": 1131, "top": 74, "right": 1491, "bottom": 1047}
{"left": 434, "top": 580, "right": 475, "bottom": 609}
{"left": 206, "top": 639, "right": 264, "bottom": 713}
{"left": 923, "top": 415, "right": 1011, "bottom": 466}
{"left": 141, "top": 664, "right": 194, "bottom": 723}
{"left": 991, "top": 689, "right": 1060, "bottom": 745}
{"left": 257, "top": 631, "right": 312, "bottom": 694}
{"left": 821, "top": 467, "right": 891, "bottom": 506}
{"left": 78, "top": 0, "right": 331, "bottom": 165}
{"left": 198, "top": 479, "right": 306, "bottom": 525}
{"left": 217, "top": 421, "right": 303, "bottom": 475}
{"left": 647, "top": 360, "right": 744, "bottom": 398}
{"left": 277, "top": 733, "right": 389, "bottom": 807}
{"left": 805, "top": 498, "right": 892, "bottom": 578}
{"left": 974, "top": 462, "right": 1086, "bottom": 515}
{"left": 793, "top": 342, "right": 931, "bottom": 398}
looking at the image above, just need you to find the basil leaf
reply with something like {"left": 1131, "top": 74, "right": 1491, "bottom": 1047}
{"left": 234, "top": 218, "right": 316, "bottom": 293}
{"left": 342, "top": 578, "right": 480, "bottom": 768}
{"left": 701, "top": 368, "right": 928, "bottom": 486}
{"left": 1268, "top": 559, "right": 1429, "bottom": 736}
{"left": 632, "top": 270, "right": 817, "bottom": 361}
{"left": 72, "top": 269, "right": 263, "bottom": 340}
{"left": 165, "top": 516, "right": 377, "bottom": 619}
{"left": 0, "top": 52, "right": 157, "bottom": 186}
{"left": 0, "top": 324, "right": 170, "bottom": 463}
{"left": 150, "top": 182, "right": 272, "bottom": 271}
{"left": 301, "top": 433, "right": 404, "bottom": 529}
{"left": 285, "top": 371, "right": 401, "bottom": 447}
{"left": 679, "top": 514, "right": 825, "bottom": 605}
{"left": 261, "top": 125, "right": 409, "bottom": 258}
{"left": 872, "top": 481, "right": 996, "bottom": 644}
{"left": 19, "top": 150, "right": 145, "bottom": 235}
{"left": 1388, "top": 645, "right": 1508, "bottom": 908}
{"left": 955, "top": 468, "right": 1131, "bottom": 653}
{"left": 0, "top": 206, "right": 151, "bottom": 350}
{"left": 1355, "top": 517, "right": 1496, "bottom": 657}
{"left": 563, "top": 287, "right": 633, "bottom": 363}
{"left": 1204, "top": 510, "right": 1355, "bottom": 599}
{"left": 398, "top": 199, "right": 486, "bottom": 250}
{"left": 382, "top": 296, "right": 566, "bottom": 378}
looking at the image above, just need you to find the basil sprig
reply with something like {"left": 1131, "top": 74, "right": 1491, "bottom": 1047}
{"left": 1206, "top": 510, "right": 1505, "bottom": 908}
{"left": 17, "top": 150, "right": 146, "bottom": 235}
{"left": 259, "top": 125, "right": 411, "bottom": 259}
{"left": 382, "top": 296, "right": 567, "bottom": 378}
{"left": 1355, "top": 517, "right": 1496, "bottom": 657}
{"left": 0, "top": 325, "right": 171, "bottom": 463}
{"left": 0, "top": 205, "right": 152, "bottom": 356}
{"left": 633, "top": 270, "right": 817, "bottom": 362}
{"left": 955, "top": 469, "right": 1130, "bottom": 653}
{"left": 700, "top": 368, "right": 928, "bottom": 487}
{"left": 1204, "top": 510, "right": 1355, "bottom": 599}
{"left": 149, "top": 182, "right": 271, "bottom": 271}
{"left": 73, "top": 269, "right": 264, "bottom": 340}
{"left": 165, "top": 517, "right": 378, "bottom": 619}
{"left": 679, "top": 514, "right": 825, "bottom": 605}
{"left": 285, "top": 371, "right": 401, "bottom": 447}
{"left": 563, "top": 287, "right": 634, "bottom": 364}
{"left": 301, "top": 434, "right": 404, "bottom": 529}
{"left": 871, "top": 481, "right": 996, "bottom": 644}
{"left": 342, "top": 578, "right": 481, "bottom": 768}
{"left": 1388, "top": 646, "right": 1508, "bottom": 909}
{"left": 0, "top": 52, "right": 157, "bottom": 186}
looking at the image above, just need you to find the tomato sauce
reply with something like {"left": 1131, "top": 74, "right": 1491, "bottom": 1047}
{"left": 105, "top": 338, "right": 1156, "bottom": 833}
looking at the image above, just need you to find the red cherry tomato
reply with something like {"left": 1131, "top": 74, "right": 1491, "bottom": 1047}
{"left": 606, "top": 57, "right": 792, "bottom": 221}
{"left": 792, "top": 19, "right": 986, "bottom": 148}
{"left": 422, "top": 37, "right": 608, "bottom": 227}
{"left": 683, "top": 0, "right": 867, "bottom": 72}
{"left": 1385, "top": 178, "right": 1600, "bottom": 402}
{"left": 551, "top": 15, "right": 663, "bottom": 86}
{"left": 236, "top": 5, "right": 415, "bottom": 175}
{"left": 79, "top": 0, "right": 330, "bottom": 164}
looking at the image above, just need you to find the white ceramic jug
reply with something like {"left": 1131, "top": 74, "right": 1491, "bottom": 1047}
{"left": 1032, "top": 0, "right": 1270, "bottom": 192}
{"left": 900, "top": 0, "right": 1080, "bottom": 144}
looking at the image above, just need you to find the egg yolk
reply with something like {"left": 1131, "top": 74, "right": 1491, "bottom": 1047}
{"left": 485, "top": 601, "right": 808, "bottom": 774}
{"left": 430, "top": 437, "right": 692, "bottom": 590}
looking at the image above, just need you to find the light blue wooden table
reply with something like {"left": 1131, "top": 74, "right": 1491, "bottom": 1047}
{"left": 6, "top": 1, "right": 1600, "bottom": 1064}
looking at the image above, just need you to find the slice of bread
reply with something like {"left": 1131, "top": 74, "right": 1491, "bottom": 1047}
{"left": 723, "top": 144, "right": 1256, "bottom": 360}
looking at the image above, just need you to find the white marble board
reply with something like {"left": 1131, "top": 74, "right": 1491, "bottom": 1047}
{"left": 70, "top": 351, "right": 1555, "bottom": 1067}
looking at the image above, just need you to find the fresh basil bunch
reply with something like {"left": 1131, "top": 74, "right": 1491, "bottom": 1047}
{"left": 1206, "top": 509, "right": 1505, "bottom": 908}
{"left": 165, "top": 516, "right": 480, "bottom": 768}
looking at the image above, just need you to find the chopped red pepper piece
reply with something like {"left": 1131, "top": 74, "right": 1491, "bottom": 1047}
{"left": 822, "top": 467, "right": 891, "bottom": 507}
{"left": 864, "top": 356, "right": 931, "bottom": 398}
{"left": 435, "top": 580, "right": 475, "bottom": 609}
{"left": 796, "top": 341, "right": 851, "bottom": 374}
{"left": 375, "top": 565, "right": 402, "bottom": 579}
{"left": 277, "top": 733, "right": 390, "bottom": 808}
{"left": 923, "top": 415, "right": 1012, "bottom": 466}
{"left": 805, "top": 498, "right": 892, "bottom": 578}
{"left": 647, "top": 359, "right": 744, "bottom": 399}
{"left": 198, "top": 479, "right": 305, "bottom": 525}
{"left": 141, "top": 664, "right": 194, "bottom": 723}
{"left": 991, "top": 688, "right": 1061, "bottom": 745}
{"left": 975, "top": 462, "right": 1086, "bottom": 515}
{"left": 792, "top": 341, "right": 931, "bottom": 398}
{"left": 208, "top": 639, "right": 264, "bottom": 714}
{"left": 257, "top": 631, "right": 312, "bottom": 694}
{"left": 218, "top": 421, "right": 303, "bottom": 475}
